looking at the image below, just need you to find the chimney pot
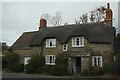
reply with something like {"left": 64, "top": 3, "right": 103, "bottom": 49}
{"left": 107, "top": 3, "right": 110, "bottom": 9}
{"left": 39, "top": 18, "right": 47, "bottom": 27}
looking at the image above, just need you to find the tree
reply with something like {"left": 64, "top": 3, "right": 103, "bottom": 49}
{"left": 115, "top": 34, "right": 120, "bottom": 54}
{"left": 51, "top": 11, "right": 62, "bottom": 26}
{"left": 75, "top": 6, "right": 106, "bottom": 24}
{"left": 41, "top": 11, "right": 62, "bottom": 27}
{"left": 75, "top": 13, "right": 88, "bottom": 24}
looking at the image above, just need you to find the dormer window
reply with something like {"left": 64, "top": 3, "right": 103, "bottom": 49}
{"left": 72, "top": 37, "right": 84, "bottom": 47}
{"left": 46, "top": 39, "right": 56, "bottom": 48}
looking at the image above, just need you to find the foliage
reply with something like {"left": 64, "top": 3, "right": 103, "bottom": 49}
{"left": 42, "top": 65, "right": 54, "bottom": 74}
{"left": 5, "top": 53, "right": 20, "bottom": 71}
{"left": 81, "top": 69, "right": 90, "bottom": 76}
{"left": 25, "top": 54, "right": 45, "bottom": 73}
{"left": 75, "top": 6, "right": 106, "bottom": 24}
{"left": 103, "top": 62, "right": 118, "bottom": 74}
{"left": 115, "top": 53, "right": 120, "bottom": 73}
{"left": 6, "top": 53, "right": 19, "bottom": 65}
{"left": 25, "top": 64, "right": 35, "bottom": 73}
{"left": 15, "top": 63, "right": 24, "bottom": 72}
{"left": 2, "top": 56, "right": 8, "bottom": 69}
{"left": 50, "top": 54, "right": 68, "bottom": 75}
{"left": 115, "top": 35, "right": 120, "bottom": 54}
{"left": 90, "top": 66, "right": 104, "bottom": 76}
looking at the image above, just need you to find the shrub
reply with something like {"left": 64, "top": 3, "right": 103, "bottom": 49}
{"left": 42, "top": 65, "right": 54, "bottom": 74}
{"left": 5, "top": 53, "right": 20, "bottom": 72}
{"left": 25, "top": 54, "right": 45, "bottom": 73}
{"left": 36, "top": 68, "right": 43, "bottom": 73}
{"left": 25, "top": 64, "right": 35, "bottom": 73}
{"left": 81, "top": 69, "right": 90, "bottom": 76}
{"left": 90, "top": 66, "right": 104, "bottom": 76}
{"left": 103, "top": 62, "right": 118, "bottom": 74}
{"left": 115, "top": 53, "right": 120, "bottom": 74}
{"left": 50, "top": 54, "right": 68, "bottom": 76}
{"left": 2, "top": 56, "right": 8, "bottom": 69}
{"left": 15, "top": 63, "right": 24, "bottom": 72}
{"left": 6, "top": 53, "right": 19, "bottom": 65}
{"left": 51, "top": 64, "right": 67, "bottom": 76}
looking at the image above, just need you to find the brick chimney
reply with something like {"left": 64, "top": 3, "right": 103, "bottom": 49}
{"left": 104, "top": 3, "right": 113, "bottom": 26}
{"left": 39, "top": 18, "right": 47, "bottom": 27}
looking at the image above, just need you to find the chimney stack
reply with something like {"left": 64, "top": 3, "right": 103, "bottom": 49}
{"left": 39, "top": 18, "right": 47, "bottom": 27}
{"left": 104, "top": 3, "right": 112, "bottom": 27}
{"left": 107, "top": 3, "right": 110, "bottom": 9}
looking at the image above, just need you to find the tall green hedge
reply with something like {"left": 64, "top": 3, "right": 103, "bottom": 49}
{"left": 50, "top": 54, "right": 68, "bottom": 76}
{"left": 25, "top": 54, "right": 45, "bottom": 73}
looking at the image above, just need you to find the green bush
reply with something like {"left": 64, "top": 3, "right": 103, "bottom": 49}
{"left": 2, "top": 57, "right": 8, "bottom": 69}
{"left": 81, "top": 69, "right": 90, "bottom": 76}
{"left": 103, "top": 62, "right": 118, "bottom": 74}
{"left": 90, "top": 66, "right": 104, "bottom": 76}
{"left": 25, "top": 64, "right": 35, "bottom": 73}
{"left": 6, "top": 53, "right": 19, "bottom": 65}
{"left": 51, "top": 64, "right": 67, "bottom": 76}
{"left": 50, "top": 54, "right": 68, "bottom": 76}
{"left": 5, "top": 53, "right": 20, "bottom": 72}
{"left": 25, "top": 54, "right": 45, "bottom": 73}
{"left": 115, "top": 54, "right": 120, "bottom": 74}
{"left": 42, "top": 65, "right": 54, "bottom": 74}
{"left": 15, "top": 64, "right": 24, "bottom": 72}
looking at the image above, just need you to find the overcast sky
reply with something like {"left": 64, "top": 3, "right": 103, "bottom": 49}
{"left": 1, "top": 2, "right": 119, "bottom": 46}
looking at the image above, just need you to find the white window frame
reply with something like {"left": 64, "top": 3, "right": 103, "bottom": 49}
{"left": 46, "top": 39, "right": 56, "bottom": 48}
{"left": 24, "top": 56, "right": 31, "bottom": 65}
{"left": 63, "top": 44, "right": 68, "bottom": 51}
{"left": 92, "top": 56, "right": 102, "bottom": 67}
{"left": 46, "top": 55, "right": 56, "bottom": 65}
{"left": 72, "top": 37, "right": 84, "bottom": 47}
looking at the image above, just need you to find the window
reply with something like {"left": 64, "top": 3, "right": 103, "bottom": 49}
{"left": 46, "top": 39, "right": 56, "bottom": 48}
{"left": 72, "top": 37, "right": 84, "bottom": 47}
{"left": 63, "top": 44, "right": 68, "bottom": 51}
{"left": 92, "top": 56, "right": 102, "bottom": 67}
{"left": 24, "top": 56, "right": 31, "bottom": 65}
{"left": 46, "top": 55, "right": 56, "bottom": 65}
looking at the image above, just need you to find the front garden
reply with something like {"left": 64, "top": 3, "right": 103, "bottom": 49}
{"left": 2, "top": 53, "right": 120, "bottom": 76}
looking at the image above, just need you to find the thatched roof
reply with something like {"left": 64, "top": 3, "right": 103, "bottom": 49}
{"left": 11, "top": 22, "right": 115, "bottom": 49}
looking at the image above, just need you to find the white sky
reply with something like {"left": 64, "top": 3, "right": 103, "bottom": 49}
{"left": 0, "top": 0, "right": 119, "bottom": 46}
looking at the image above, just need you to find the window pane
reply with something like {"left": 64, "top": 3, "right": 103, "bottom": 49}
{"left": 50, "top": 42, "right": 52, "bottom": 46}
{"left": 50, "top": 56, "right": 52, "bottom": 63}
{"left": 80, "top": 37, "right": 83, "bottom": 45}
{"left": 76, "top": 38, "right": 80, "bottom": 46}
{"left": 73, "top": 38, "right": 75, "bottom": 46}
{"left": 46, "top": 56, "right": 49, "bottom": 64}
{"left": 94, "top": 57, "right": 97, "bottom": 65}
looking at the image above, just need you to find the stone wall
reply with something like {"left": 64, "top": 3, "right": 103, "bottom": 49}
{"left": 12, "top": 36, "right": 114, "bottom": 73}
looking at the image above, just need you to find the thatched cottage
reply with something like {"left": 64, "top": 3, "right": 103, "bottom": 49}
{"left": 11, "top": 3, "right": 115, "bottom": 74}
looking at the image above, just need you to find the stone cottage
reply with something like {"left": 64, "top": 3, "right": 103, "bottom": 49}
{"left": 11, "top": 3, "right": 115, "bottom": 74}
